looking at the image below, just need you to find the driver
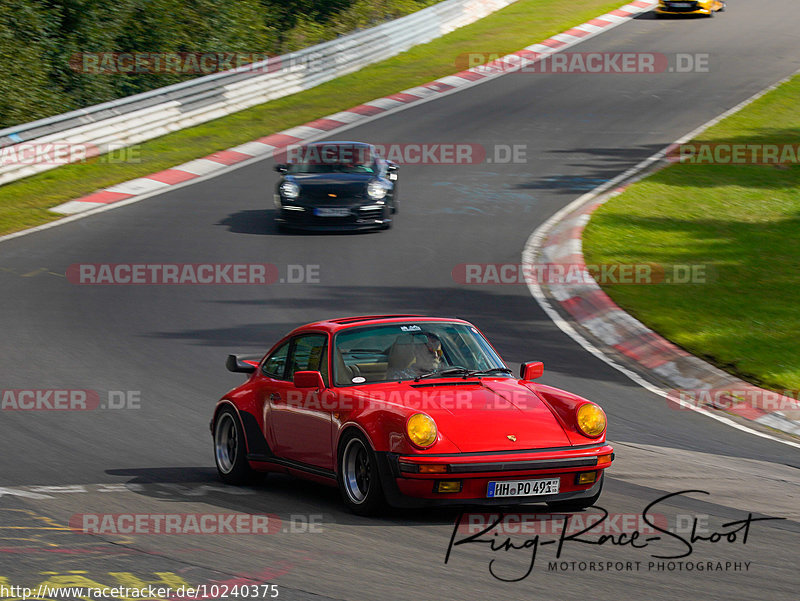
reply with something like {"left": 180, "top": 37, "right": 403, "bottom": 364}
{"left": 386, "top": 333, "right": 444, "bottom": 380}
{"left": 414, "top": 333, "right": 444, "bottom": 374}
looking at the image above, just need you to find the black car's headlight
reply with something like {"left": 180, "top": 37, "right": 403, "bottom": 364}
{"left": 367, "top": 180, "right": 387, "bottom": 200}
{"left": 280, "top": 181, "right": 300, "bottom": 199}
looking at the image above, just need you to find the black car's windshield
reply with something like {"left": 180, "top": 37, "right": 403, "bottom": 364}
{"left": 286, "top": 144, "right": 376, "bottom": 174}
{"left": 287, "top": 162, "right": 375, "bottom": 174}
{"left": 333, "top": 322, "right": 507, "bottom": 385}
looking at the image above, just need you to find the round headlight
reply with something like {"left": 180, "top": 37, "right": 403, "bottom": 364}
{"left": 280, "top": 181, "right": 300, "bottom": 199}
{"left": 406, "top": 413, "right": 437, "bottom": 448}
{"left": 367, "top": 180, "right": 387, "bottom": 200}
{"left": 576, "top": 403, "right": 606, "bottom": 438}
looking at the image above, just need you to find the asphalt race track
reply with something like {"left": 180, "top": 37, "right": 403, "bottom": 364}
{"left": 2, "top": 3, "right": 799, "bottom": 600}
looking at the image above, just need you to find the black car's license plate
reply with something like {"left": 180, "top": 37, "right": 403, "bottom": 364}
{"left": 315, "top": 207, "right": 350, "bottom": 217}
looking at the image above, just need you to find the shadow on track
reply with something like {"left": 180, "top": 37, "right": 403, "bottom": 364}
{"left": 217, "top": 209, "right": 382, "bottom": 236}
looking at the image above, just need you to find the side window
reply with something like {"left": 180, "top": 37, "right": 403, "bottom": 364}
{"left": 287, "top": 334, "right": 328, "bottom": 384}
{"left": 262, "top": 341, "right": 290, "bottom": 380}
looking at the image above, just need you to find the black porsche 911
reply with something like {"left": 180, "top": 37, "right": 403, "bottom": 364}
{"left": 273, "top": 141, "right": 398, "bottom": 231}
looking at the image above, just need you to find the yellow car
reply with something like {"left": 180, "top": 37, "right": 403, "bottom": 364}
{"left": 655, "top": 1, "right": 726, "bottom": 17}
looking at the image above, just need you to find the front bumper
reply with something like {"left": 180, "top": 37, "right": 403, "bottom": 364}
{"left": 275, "top": 194, "right": 391, "bottom": 230}
{"left": 376, "top": 443, "right": 614, "bottom": 508}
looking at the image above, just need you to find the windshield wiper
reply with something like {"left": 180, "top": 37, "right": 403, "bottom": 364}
{"left": 464, "top": 367, "right": 514, "bottom": 377}
{"left": 414, "top": 367, "right": 470, "bottom": 381}
{"left": 415, "top": 367, "right": 513, "bottom": 381}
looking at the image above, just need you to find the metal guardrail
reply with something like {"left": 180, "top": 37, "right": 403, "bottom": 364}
{"left": 0, "top": 0, "right": 515, "bottom": 186}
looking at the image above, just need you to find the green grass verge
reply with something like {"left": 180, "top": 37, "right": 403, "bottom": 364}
{"left": 0, "top": 0, "right": 627, "bottom": 236}
{"left": 583, "top": 74, "right": 800, "bottom": 392}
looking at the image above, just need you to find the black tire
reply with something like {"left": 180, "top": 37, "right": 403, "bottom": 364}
{"left": 214, "top": 407, "right": 256, "bottom": 485}
{"left": 337, "top": 432, "right": 385, "bottom": 516}
{"left": 546, "top": 474, "right": 604, "bottom": 512}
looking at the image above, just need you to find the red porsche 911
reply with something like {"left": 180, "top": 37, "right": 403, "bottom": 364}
{"left": 211, "top": 315, "right": 614, "bottom": 515}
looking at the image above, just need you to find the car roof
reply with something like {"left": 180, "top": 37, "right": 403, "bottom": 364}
{"left": 292, "top": 315, "right": 473, "bottom": 334}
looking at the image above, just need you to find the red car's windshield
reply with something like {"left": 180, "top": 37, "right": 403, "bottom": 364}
{"left": 333, "top": 322, "right": 506, "bottom": 386}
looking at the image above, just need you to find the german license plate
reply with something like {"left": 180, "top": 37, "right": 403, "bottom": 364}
{"left": 315, "top": 207, "right": 350, "bottom": 217}
{"left": 670, "top": 2, "right": 691, "bottom": 7}
{"left": 487, "top": 478, "right": 560, "bottom": 498}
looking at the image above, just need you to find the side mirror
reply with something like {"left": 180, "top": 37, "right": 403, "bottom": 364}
{"left": 274, "top": 164, "right": 288, "bottom": 173}
{"left": 520, "top": 361, "right": 544, "bottom": 380}
{"left": 293, "top": 371, "right": 325, "bottom": 389}
{"left": 227, "top": 354, "right": 258, "bottom": 374}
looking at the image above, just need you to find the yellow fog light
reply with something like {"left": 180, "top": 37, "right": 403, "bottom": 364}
{"left": 436, "top": 481, "right": 462, "bottom": 493}
{"left": 576, "top": 471, "right": 597, "bottom": 485}
{"left": 576, "top": 403, "right": 606, "bottom": 438}
{"left": 406, "top": 413, "right": 437, "bottom": 448}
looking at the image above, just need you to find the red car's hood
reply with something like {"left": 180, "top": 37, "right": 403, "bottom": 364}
{"left": 355, "top": 379, "right": 571, "bottom": 452}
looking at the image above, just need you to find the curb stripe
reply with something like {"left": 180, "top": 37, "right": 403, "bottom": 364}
{"left": 454, "top": 70, "right": 486, "bottom": 81}
{"left": 303, "top": 118, "right": 346, "bottom": 131}
{"left": 256, "top": 133, "right": 302, "bottom": 148}
{"left": 147, "top": 169, "right": 198, "bottom": 185}
{"left": 563, "top": 28, "right": 591, "bottom": 38}
{"left": 347, "top": 104, "right": 386, "bottom": 116}
{"left": 205, "top": 150, "right": 252, "bottom": 165}
{"left": 75, "top": 190, "right": 134, "bottom": 204}
{"left": 387, "top": 92, "right": 424, "bottom": 103}
{"left": 105, "top": 178, "right": 169, "bottom": 195}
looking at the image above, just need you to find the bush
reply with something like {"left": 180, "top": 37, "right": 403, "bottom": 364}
{"left": 0, "top": 0, "right": 439, "bottom": 128}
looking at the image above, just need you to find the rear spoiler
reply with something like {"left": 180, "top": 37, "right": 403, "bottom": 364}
{"left": 226, "top": 354, "right": 261, "bottom": 374}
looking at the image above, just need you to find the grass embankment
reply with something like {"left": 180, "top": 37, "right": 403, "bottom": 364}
{"left": 0, "top": 0, "right": 626, "bottom": 235}
{"left": 583, "top": 75, "right": 800, "bottom": 391}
